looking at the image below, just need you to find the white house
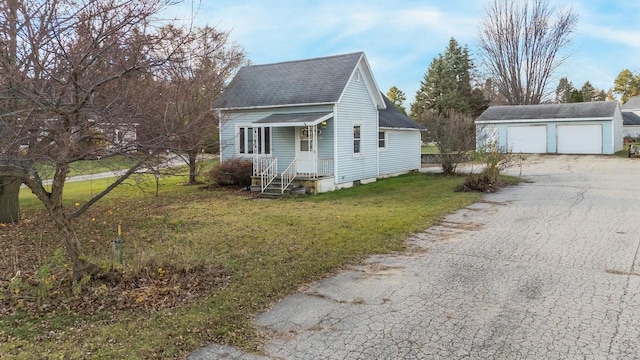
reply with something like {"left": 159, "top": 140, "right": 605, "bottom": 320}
{"left": 622, "top": 96, "right": 640, "bottom": 139}
{"left": 213, "top": 52, "right": 421, "bottom": 194}
{"left": 476, "top": 101, "right": 623, "bottom": 155}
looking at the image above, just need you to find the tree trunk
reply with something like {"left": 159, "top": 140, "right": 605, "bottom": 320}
{"left": 51, "top": 210, "right": 101, "bottom": 281}
{"left": 187, "top": 150, "right": 198, "bottom": 184}
{"left": 0, "top": 176, "right": 20, "bottom": 223}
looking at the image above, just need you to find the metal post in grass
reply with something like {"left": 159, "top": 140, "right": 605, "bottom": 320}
{"left": 111, "top": 223, "right": 124, "bottom": 266}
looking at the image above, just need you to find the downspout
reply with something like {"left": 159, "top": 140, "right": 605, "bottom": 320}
{"left": 333, "top": 104, "right": 339, "bottom": 184}
{"left": 217, "top": 109, "right": 223, "bottom": 161}
{"left": 376, "top": 106, "right": 380, "bottom": 177}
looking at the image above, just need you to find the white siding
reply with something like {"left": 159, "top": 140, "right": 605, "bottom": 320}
{"left": 378, "top": 129, "right": 421, "bottom": 175}
{"left": 335, "top": 68, "right": 379, "bottom": 183}
{"left": 624, "top": 125, "right": 640, "bottom": 138}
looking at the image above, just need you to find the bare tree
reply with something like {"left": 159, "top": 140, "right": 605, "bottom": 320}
{"left": 0, "top": 0, "right": 191, "bottom": 280}
{"left": 422, "top": 111, "right": 476, "bottom": 175}
{"left": 142, "top": 25, "right": 244, "bottom": 184}
{"left": 478, "top": 0, "right": 578, "bottom": 105}
{"left": 0, "top": 0, "right": 22, "bottom": 223}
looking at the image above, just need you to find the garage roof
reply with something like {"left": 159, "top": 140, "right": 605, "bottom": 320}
{"left": 476, "top": 101, "right": 618, "bottom": 122}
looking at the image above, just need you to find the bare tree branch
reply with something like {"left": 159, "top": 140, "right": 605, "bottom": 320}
{"left": 478, "top": 0, "right": 578, "bottom": 105}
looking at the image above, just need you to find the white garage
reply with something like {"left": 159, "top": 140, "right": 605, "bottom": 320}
{"left": 507, "top": 125, "right": 546, "bottom": 153}
{"left": 557, "top": 124, "right": 602, "bottom": 154}
{"left": 476, "top": 102, "right": 623, "bottom": 155}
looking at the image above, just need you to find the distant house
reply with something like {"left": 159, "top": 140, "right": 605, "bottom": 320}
{"left": 475, "top": 101, "right": 623, "bottom": 154}
{"left": 95, "top": 121, "right": 139, "bottom": 150}
{"left": 622, "top": 96, "right": 640, "bottom": 139}
{"left": 213, "top": 52, "right": 421, "bottom": 194}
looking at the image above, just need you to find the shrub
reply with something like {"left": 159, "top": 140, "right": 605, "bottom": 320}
{"left": 455, "top": 173, "right": 500, "bottom": 193}
{"left": 456, "top": 140, "right": 525, "bottom": 193}
{"left": 207, "top": 158, "right": 253, "bottom": 186}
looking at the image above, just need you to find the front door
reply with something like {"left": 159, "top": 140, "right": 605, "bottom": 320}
{"left": 295, "top": 126, "right": 315, "bottom": 174}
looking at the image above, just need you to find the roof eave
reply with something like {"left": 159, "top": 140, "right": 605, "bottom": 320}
{"left": 379, "top": 126, "right": 420, "bottom": 131}
{"left": 215, "top": 102, "right": 337, "bottom": 111}
{"left": 252, "top": 113, "right": 333, "bottom": 128}
{"left": 476, "top": 116, "right": 614, "bottom": 124}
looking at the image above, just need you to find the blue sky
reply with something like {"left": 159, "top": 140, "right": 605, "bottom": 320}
{"left": 169, "top": 0, "right": 640, "bottom": 104}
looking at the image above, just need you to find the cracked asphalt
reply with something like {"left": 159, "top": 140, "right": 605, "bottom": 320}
{"left": 189, "top": 155, "right": 640, "bottom": 359}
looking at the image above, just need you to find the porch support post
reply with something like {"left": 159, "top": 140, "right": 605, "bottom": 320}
{"left": 312, "top": 124, "right": 318, "bottom": 178}
{"left": 252, "top": 127, "right": 259, "bottom": 176}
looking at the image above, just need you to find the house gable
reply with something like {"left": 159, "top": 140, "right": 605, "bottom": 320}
{"left": 336, "top": 56, "right": 386, "bottom": 111}
{"left": 334, "top": 66, "right": 380, "bottom": 184}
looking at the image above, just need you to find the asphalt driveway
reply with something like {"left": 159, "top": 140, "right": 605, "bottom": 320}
{"left": 191, "top": 155, "right": 640, "bottom": 359}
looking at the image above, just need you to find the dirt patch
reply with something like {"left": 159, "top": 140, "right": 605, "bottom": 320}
{"left": 355, "top": 262, "right": 406, "bottom": 279}
{"left": 439, "top": 220, "right": 486, "bottom": 232}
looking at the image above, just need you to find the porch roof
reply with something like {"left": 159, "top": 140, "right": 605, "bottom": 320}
{"left": 253, "top": 112, "right": 333, "bottom": 127}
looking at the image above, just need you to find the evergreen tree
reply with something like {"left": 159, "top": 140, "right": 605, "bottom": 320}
{"left": 580, "top": 81, "right": 596, "bottom": 102}
{"left": 557, "top": 78, "right": 607, "bottom": 103}
{"left": 386, "top": 86, "right": 407, "bottom": 115}
{"left": 411, "top": 38, "right": 486, "bottom": 120}
{"left": 569, "top": 89, "right": 583, "bottom": 103}
{"left": 555, "top": 77, "right": 574, "bottom": 103}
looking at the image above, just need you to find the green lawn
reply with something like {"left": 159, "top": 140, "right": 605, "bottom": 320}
{"left": 34, "top": 155, "right": 141, "bottom": 179}
{"left": 4, "top": 171, "right": 485, "bottom": 358}
{"left": 421, "top": 143, "right": 440, "bottom": 154}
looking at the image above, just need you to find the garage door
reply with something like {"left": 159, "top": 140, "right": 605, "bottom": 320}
{"left": 507, "top": 125, "right": 547, "bottom": 153}
{"left": 557, "top": 124, "right": 602, "bottom": 154}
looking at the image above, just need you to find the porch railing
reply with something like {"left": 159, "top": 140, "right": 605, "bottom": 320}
{"left": 260, "top": 157, "right": 278, "bottom": 193}
{"left": 317, "top": 158, "right": 334, "bottom": 178}
{"left": 281, "top": 159, "right": 296, "bottom": 193}
{"left": 253, "top": 156, "right": 275, "bottom": 176}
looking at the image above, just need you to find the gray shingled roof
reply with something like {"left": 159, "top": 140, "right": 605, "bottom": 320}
{"left": 213, "top": 52, "right": 363, "bottom": 109}
{"left": 379, "top": 94, "right": 421, "bottom": 129}
{"left": 622, "top": 97, "right": 640, "bottom": 110}
{"left": 623, "top": 111, "right": 640, "bottom": 126}
{"left": 476, "top": 101, "right": 618, "bottom": 122}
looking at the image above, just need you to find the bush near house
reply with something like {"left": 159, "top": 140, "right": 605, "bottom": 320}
{"left": 207, "top": 158, "right": 252, "bottom": 186}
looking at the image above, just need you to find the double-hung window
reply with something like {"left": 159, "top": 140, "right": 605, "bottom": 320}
{"left": 239, "top": 127, "right": 270, "bottom": 155}
{"left": 353, "top": 125, "right": 361, "bottom": 154}
{"left": 378, "top": 131, "right": 386, "bottom": 148}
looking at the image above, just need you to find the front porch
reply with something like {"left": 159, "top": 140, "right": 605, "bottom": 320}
{"left": 251, "top": 156, "right": 334, "bottom": 195}
{"left": 246, "top": 112, "right": 335, "bottom": 195}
